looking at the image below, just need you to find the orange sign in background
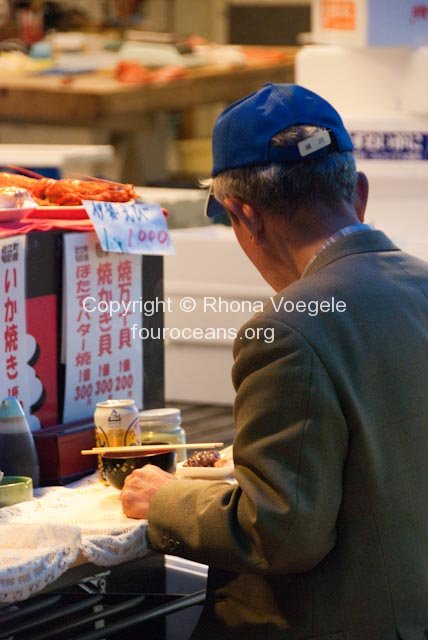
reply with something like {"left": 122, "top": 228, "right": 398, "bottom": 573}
{"left": 321, "top": 0, "right": 357, "bottom": 30}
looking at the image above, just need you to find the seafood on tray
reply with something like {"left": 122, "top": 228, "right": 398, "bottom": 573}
{"left": 0, "top": 172, "right": 136, "bottom": 207}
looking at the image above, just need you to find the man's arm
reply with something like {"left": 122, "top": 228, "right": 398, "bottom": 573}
{"left": 142, "top": 318, "right": 349, "bottom": 574}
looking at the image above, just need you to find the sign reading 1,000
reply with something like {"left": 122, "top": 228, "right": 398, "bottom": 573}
{"left": 127, "top": 227, "right": 170, "bottom": 248}
{"left": 83, "top": 200, "right": 175, "bottom": 256}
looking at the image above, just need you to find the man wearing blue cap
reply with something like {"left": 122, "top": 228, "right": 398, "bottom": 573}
{"left": 121, "top": 84, "right": 428, "bottom": 639}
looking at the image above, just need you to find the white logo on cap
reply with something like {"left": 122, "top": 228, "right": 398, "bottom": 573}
{"left": 297, "top": 130, "right": 332, "bottom": 158}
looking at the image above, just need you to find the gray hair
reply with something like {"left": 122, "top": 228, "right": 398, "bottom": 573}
{"left": 211, "top": 125, "right": 357, "bottom": 223}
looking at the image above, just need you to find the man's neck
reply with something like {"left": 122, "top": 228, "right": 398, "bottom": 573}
{"left": 264, "top": 205, "right": 364, "bottom": 291}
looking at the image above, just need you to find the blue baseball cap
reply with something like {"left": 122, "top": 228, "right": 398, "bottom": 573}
{"left": 205, "top": 83, "right": 353, "bottom": 219}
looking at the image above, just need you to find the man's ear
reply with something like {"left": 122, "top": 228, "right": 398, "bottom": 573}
{"left": 355, "top": 171, "right": 369, "bottom": 222}
{"left": 223, "top": 197, "right": 263, "bottom": 243}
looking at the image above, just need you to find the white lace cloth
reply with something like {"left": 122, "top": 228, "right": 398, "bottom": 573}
{"left": 0, "top": 475, "right": 148, "bottom": 604}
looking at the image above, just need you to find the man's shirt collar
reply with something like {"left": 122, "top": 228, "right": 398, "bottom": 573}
{"left": 302, "top": 223, "right": 373, "bottom": 278}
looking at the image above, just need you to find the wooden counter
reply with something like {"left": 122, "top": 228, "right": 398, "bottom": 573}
{"left": 0, "top": 49, "right": 296, "bottom": 129}
{"left": 0, "top": 48, "right": 296, "bottom": 181}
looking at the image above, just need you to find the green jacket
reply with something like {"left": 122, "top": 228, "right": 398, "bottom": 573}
{"left": 148, "top": 229, "right": 428, "bottom": 639}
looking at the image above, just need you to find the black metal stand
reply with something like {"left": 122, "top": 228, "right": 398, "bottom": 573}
{"left": 0, "top": 590, "right": 206, "bottom": 640}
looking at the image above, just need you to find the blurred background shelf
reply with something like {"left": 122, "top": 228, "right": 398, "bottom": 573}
{"left": 167, "top": 402, "right": 235, "bottom": 447}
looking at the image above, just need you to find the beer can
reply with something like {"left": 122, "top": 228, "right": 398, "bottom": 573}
{"left": 94, "top": 399, "right": 140, "bottom": 484}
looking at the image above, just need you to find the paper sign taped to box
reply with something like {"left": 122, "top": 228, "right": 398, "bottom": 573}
{"left": 62, "top": 232, "right": 143, "bottom": 423}
{"left": 82, "top": 200, "right": 175, "bottom": 256}
{"left": 0, "top": 236, "right": 43, "bottom": 429}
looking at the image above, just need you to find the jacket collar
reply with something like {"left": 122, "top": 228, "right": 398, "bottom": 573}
{"left": 302, "top": 229, "right": 400, "bottom": 279}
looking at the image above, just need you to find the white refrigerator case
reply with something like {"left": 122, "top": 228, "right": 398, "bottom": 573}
{"left": 164, "top": 555, "right": 208, "bottom": 640}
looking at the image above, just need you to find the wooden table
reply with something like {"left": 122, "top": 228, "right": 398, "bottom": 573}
{"left": 0, "top": 48, "right": 296, "bottom": 182}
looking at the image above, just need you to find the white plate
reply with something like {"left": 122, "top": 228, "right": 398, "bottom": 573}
{"left": 176, "top": 461, "right": 235, "bottom": 480}
{"left": 0, "top": 207, "right": 35, "bottom": 222}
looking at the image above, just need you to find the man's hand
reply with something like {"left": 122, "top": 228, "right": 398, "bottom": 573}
{"left": 120, "top": 464, "right": 178, "bottom": 519}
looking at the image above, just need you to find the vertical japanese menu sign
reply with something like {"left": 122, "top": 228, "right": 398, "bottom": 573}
{"left": 0, "top": 237, "right": 30, "bottom": 410}
{"left": 63, "top": 232, "right": 143, "bottom": 422}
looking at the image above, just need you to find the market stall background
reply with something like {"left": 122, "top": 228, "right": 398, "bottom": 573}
{"left": 0, "top": 3, "right": 428, "bottom": 637}
{"left": 0, "top": 0, "right": 427, "bottom": 437}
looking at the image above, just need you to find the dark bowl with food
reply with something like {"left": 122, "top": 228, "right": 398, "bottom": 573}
{"left": 102, "top": 448, "right": 176, "bottom": 490}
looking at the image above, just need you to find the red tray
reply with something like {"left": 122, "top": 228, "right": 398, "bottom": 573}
{"left": 29, "top": 205, "right": 89, "bottom": 220}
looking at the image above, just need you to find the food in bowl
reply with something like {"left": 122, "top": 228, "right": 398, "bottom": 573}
{"left": 183, "top": 450, "right": 229, "bottom": 467}
{"left": 102, "top": 448, "right": 176, "bottom": 490}
{"left": 177, "top": 452, "right": 234, "bottom": 480}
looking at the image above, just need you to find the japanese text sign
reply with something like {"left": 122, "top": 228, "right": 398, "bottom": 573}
{"left": 82, "top": 200, "right": 175, "bottom": 256}
{"left": 63, "top": 232, "right": 143, "bottom": 423}
{"left": 0, "top": 236, "right": 27, "bottom": 407}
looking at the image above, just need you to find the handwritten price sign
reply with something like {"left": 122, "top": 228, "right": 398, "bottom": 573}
{"left": 82, "top": 200, "right": 175, "bottom": 256}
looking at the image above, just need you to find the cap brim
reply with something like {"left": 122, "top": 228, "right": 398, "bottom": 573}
{"left": 204, "top": 184, "right": 227, "bottom": 219}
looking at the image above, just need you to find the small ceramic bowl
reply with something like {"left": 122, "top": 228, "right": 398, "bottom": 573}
{"left": 102, "top": 449, "right": 176, "bottom": 490}
{"left": 0, "top": 476, "right": 33, "bottom": 507}
{"left": 0, "top": 187, "right": 30, "bottom": 208}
